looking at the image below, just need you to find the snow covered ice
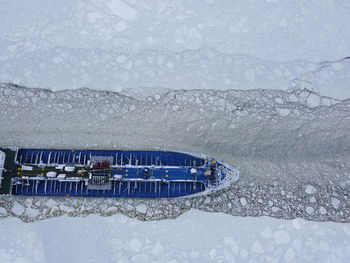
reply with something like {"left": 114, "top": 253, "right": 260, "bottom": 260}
{"left": 1, "top": 210, "right": 350, "bottom": 263}
{"left": 1, "top": 0, "right": 350, "bottom": 262}
{"left": 1, "top": 1, "right": 350, "bottom": 99}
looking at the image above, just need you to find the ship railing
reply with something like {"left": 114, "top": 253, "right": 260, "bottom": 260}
{"left": 10, "top": 176, "right": 207, "bottom": 197}
{"left": 110, "top": 164, "right": 199, "bottom": 169}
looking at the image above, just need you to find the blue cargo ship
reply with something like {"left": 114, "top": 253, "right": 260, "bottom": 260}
{"left": 0, "top": 148, "right": 239, "bottom": 198}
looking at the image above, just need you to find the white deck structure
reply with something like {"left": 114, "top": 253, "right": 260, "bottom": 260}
{"left": 0, "top": 151, "right": 5, "bottom": 186}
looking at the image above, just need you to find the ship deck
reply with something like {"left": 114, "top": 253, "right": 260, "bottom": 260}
{"left": 1, "top": 148, "right": 224, "bottom": 198}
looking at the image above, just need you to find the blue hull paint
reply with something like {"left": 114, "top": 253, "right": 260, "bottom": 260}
{"left": 13, "top": 179, "right": 206, "bottom": 198}
{"left": 16, "top": 149, "right": 205, "bottom": 167}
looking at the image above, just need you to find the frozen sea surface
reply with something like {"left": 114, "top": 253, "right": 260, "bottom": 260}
{"left": 2, "top": 0, "right": 350, "bottom": 62}
{"left": 2, "top": 49, "right": 350, "bottom": 99}
{"left": 1, "top": 1, "right": 350, "bottom": 99}
{"left": 1, "top": 0, "right": 350, "bottom": 261}
{"left": 1, "top": 210, "right": 350, "bottom": 263}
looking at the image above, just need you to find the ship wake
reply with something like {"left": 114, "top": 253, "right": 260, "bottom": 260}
{"left": 0, "top": 83, "right": 349, "bottom": 222}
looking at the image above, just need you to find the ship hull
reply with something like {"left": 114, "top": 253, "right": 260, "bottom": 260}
{"left": 0, "top": 148, "right": 239, "bottom": 198}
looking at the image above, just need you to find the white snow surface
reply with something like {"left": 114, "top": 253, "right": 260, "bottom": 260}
{"left": 1, "top": 1, "right": 350, "bottom": 99}
{"left": 1, "top": 0, "right": 349, "bottom": 61}
{"left": 0, "top": 210, "right": 349, "bottom": 263}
